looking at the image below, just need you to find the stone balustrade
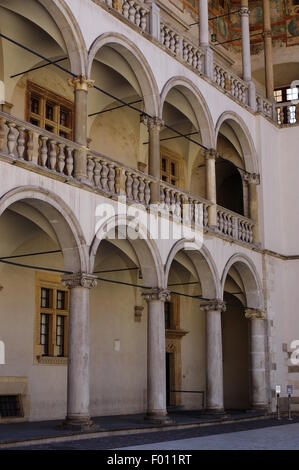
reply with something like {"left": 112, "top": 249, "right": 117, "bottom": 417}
{"left": 256, "top": 94, "right": 274, "bottom": 120}
{"left": 275, "top": 101, "right": 298, "bottom": 126}
{"left": 103, "top": 0, "right": 149, "bottom": 31}
{"left": 0, "top": 111, "right": 256, "bottom": 246}
{"left": 160, "top": 182, "right": 210, "bottom": 228}
{"left": 217, "top": 205, "right": 254, "bottom": 244}
{"left": 213, "top": 63, "right": 248, "bottom": 106}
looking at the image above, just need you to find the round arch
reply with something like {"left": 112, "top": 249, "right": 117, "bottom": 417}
{"left": 89, "top": 214, "right": 163, "bottom": 288}
{"left": 221, "top": 253, "right": 264, "bottom": 310}
{"left": 0, "top": 186, "right": 88, "bottom": 273}
{"left": 87, "top": 33, "right": 160, "bottom": 117}
{"left": 160, "top": 76, "right": 216, "bottom": 149}
{"left": 215, "top": 111, "right": 258, "bottom": 174}
{"left": 36, "top": 0, "right": 87, "bottom": 75}
{"left": 164, "top": 239, "right": 221, "bottom": 299}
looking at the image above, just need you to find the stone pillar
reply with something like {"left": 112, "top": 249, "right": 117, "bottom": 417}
{"left": 62, "top": 273, "right": 97, "bottom": 430}
{"left": 262, "top": 0, "right": 274, "bottom": 100}
{"left": 141, "top": 116, "right": 164, "bottom": 203}
{"left": 68, "top": 76, "right": 94, "bottom": 180}
{"left": 198, "top": 0, "right": 214, "bottom": 80}
{"left": 142, "top": 288, "right": 171, "bottom": 423}
{"left": 245, "top": 309, "right": 268, "bottom": 410}
{"left": 203, "top": 301, "right": 226, "bottom": 412}
{"left": 145, "top": 0, "right": 160, "bottom": 41}
{"left": 239, "top": 1, "right": 256, "bottom": 110}
{"left": 204, "top": 149, "right": 217, "bottom": 228}
{"left": 245, "top": 172, "right": 260, "bottom": 243}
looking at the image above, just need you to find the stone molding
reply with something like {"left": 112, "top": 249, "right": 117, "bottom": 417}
{"left": 142, "top": 288, "right": 170, "bottom": 302}
{"left": 245, "top": 308, "right": 266, "bottom": 320}
{"left": 62, "top": 273, "right": 98, "bottom": 289}
{"left": 68, "top": 76, "right": 95, "bottom": 92}
{"left": 201, "top": 300, "right": 226, "bottom": 312}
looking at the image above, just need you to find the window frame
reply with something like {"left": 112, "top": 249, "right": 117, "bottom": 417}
{"left": 27, "top": 81, "right": 74, "bottom": 140}
{"left": 35, "top": 273, "right": 69, "bottom": 365}
{"left": 160, "top": 147, "right": 183, "bottom": 188}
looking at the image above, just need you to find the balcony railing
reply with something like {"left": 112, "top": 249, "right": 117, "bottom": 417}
{"left": 213, "top": 62, "right": 248, "bottom": 106}
{"left": 275, "top": 101, "right": 298, "bottom": 126}
{"left": 256, "top": 94, "right": 275, "bottom": 120}
{"left": 0, "top": 111, "right": 256, "bottom": 246}
{"left": 217, "top": 205, "right": 254, "bottom": 244}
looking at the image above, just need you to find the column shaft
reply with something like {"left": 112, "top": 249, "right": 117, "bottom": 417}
{"left": 263, "top": 0, "right": 274, "bottom": 99}
{"left": 199, "top": 0, "right": 209, "bottom": 47}
{"left": 240, "top": 1, "right": 251, "bottom": 82}
{"left": 204, "top": 302, "right": 225, "bottom": 412}
{"left": 205, "top": 149, "right": 217, "bottom": 228}
{"left": 141, "top": 116, "right": 163, "bottom": 203}
{"left": 249, "top": 180, "right": 259, "bottom": 243}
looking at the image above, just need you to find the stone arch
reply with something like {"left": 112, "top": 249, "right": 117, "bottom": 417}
{"left": 37, "top": 0, "right": 87, "bottom": 75}
{"left": 160, "top": 76, "right": 216, "bottom": 149}
{"left": 164, "top": 240, "right": 221, "bottom": 299}
{"left": 87, "top": 33, "right": 160, "bottom": 117}
{"left": 215, "top": 111, "right": 258, "bottom": 174}
{"left": 0, "top": 186, "right": 88, "bottom": 273}
{"left": 221, "top": 253, "right": 264, "bottom": 310}
{"left": 89, "top": 214, "right": 163, "bottom": 288}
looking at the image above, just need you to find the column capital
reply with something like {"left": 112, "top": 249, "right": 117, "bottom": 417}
{"left": 241, "top": 171, "right": 260, "bottom": 185}
{"left": 68, "top": 76, "right": 95, "bottom": 92}
{"left": 245, "top": 308, "right": 266, "bottom": 320}
{"left": 201, "top": 300, "right": 226, "bottom": 312}
{"left": 141, "top": 115, "right": 164, "bottom": 132}
{"left": 62, "top": 273, "right": 98, "bottom": 289}
{"left": 142, "top": 288, "right": 170, "bottom": 302}
{"left": 203, "top": 148, "right": 218, "bottom": 161}
{"left": 239, "top": 7, "right": 250, "bottom": 17}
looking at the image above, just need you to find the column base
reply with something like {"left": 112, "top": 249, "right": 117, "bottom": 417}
{"left": 60, "top": 415, "right": 99, "bottom": 432}
{"left": 250, "top": 404, "right": 269, "bottom": 413}
{"left": 144, "top": 412, "right": 173, "bottom": 425}
{"left": 205, "top": 408, "right": 228, "bottom": 418}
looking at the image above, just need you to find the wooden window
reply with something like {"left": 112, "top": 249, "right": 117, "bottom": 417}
{"left": 27, "top": 81, "right": 73, "bottom": 140}
{"left": 35, "top": 273, "right": 69, "bottom": 365}
{"left": 160, "top": 148, "right": 182, "bottom": 187}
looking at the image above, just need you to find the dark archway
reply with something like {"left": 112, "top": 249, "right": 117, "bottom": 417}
{"left": 216, "top": 160, "right": 244, "bottom": 215}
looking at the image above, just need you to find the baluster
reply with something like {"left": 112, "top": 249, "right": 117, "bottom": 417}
{"left": 40, "top": 136, "right": 48, "bottom": 167}
{"left": 192, "top": 50, "right": 198, "bottom": 70}
{"left": 7, "top": 122, "right": 16, "bottom": 155}
{"left": 132, "top": 174, "right": 139, "bottom": 201}
{"left": 196, "top": 52, "right": 202, "bottom": 72}
{"left": 108, "top": 163, "right": 116, "bottom": 193}
{"left": 0, "top": 117, "right": 5, "bottom": 151}
{"left": 49, "top": 140, "right": 57, "bottom": 170}
{"left": 169, "top": 190, "right": 175, "bottom": 214}
{"left": 93, "top": 157, "right": 101, "bottom": 187}
{"left": 65, "top": 147, "right": 74, "bottom": 176}
{"left": 160, "top": 25, "right": 165, "bottom": 46}
{"left": 165, "top": 188, "right": 171, "bottom": 208}
{"left": 128, "top": 0, "right": 136, "bottom": 23}
{"left": 16, "top": 126, "right": 25, "bottom": 159}
{"left": 87, "top": 155, "right": 95, "bottom": 182}
{"left": 164, "top": 28, "right": 170, "bottom": 49}
{"left": 126, "top": 171, "right": 133, "bottom": 199}
{"left": 174, "top": 35, "right": 181, "bottom": 56}
{"left": 135, "top": 6, "right": 141, "bottom": 27}
{"left": 101, "top": 161, "right": 109, "bottom": 191}
{"left": 160, "top": 185, "right": 165, "bottom": 210}
{"left": 203, "top": 204, "right": 209, "bottom": 227}
{"left": 169, "top": 32, "right": 176, "bottom": 53}
{"left": 220, "top": 71, "right": 226, "bottom": 89}
{"left": 175, "top": 192, "right": 181, "bottom": 218}
{"left": 57, "top": 143, "right": 65, "bottom": 173}
{"left": 138, "top": 176, "right": 145, "bottom": 203}
{"left": 140, "top": 8, "right": 147, "bottom": 31}
{"left": 144, "top": 179, "right": 151, "bottom": 205}
{"left": 187, "top": 44, "right": 193, "bottom": 65}
{"left": 183, "top": 41, "right": 188, "bottom": 61}
{"left": 122, "top": 0, "right": 129, "bottom": 18}
{"left": 27, "top": 131, "right": 34, "bottom": 161}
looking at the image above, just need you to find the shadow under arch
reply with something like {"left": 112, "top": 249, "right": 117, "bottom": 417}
{"left": 215, "top": 111, "right": 259, "bottom": 174}
{"left": 37, "top": 0, "right": 87, "bottom": 75}
{"left": 164, "top": 239, "right": 221, "bottom": 299}
{"left": 87, "top": 32, "right": 160, "bottom": 117}
{"left": 160, "top": 76, "right": 216, "bottom": 149}
{"left": 221, "top": 253, "right": 264, "bottom": 310}
{"left": 89, "top": 214, "right": 163, "bottom": 288}
{"left": 0, "top": 186, "right": 88, "bottom": 273}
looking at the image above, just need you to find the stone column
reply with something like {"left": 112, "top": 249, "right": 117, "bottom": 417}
{"left": 262, "top": 0, "right": 274, "bottom": 100}
{"left": 239, "top": 170, "right": 250, "bottom": 218}
{"left": 198, "top": 0, "right": 214, "bottom": 80}
{"left": 145, "top": 1, "right": 161, "bottom": 41}
{"left": 239, "top": 1, "right": 256, "bottom": 110}
{"left": 142, "top": 288, "right": 171, "bottom": 423}
{"left": 141, "top": 116, "right": 164, "bottom": 203}
{"left": 245, "top": 309, "right": 268, "bottom": 410}
{"left": 204, "top": 149, "right": 217, "bottom": 228}
{"left": 62, "top": 273, "right": 97, "bottom": 430}
{"left": 203, "top": 301, "right": 226, "bottom": 412}
{"left": 68, "top": 76, "right": 94, "bottom": 181}
{"left": 245, "top": 172, "right": 260, "bottom": 243}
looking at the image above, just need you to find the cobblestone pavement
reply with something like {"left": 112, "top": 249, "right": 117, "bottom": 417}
{"left": 8, "top": 417, "right": 299, "bottom": 450}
